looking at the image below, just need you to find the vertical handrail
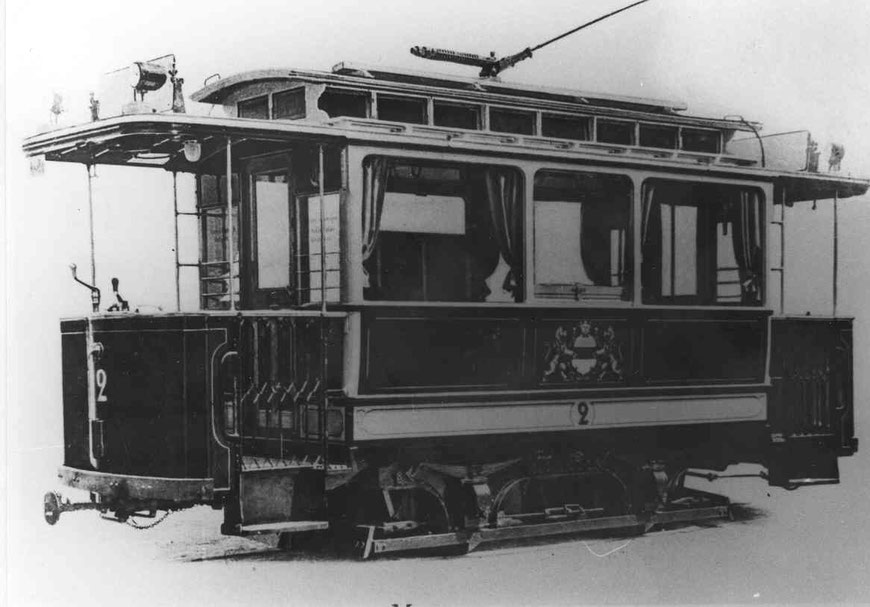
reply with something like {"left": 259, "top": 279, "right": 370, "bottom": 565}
{"left": 780, "top": 188, "right": 786, "bottom": 315}
{"left": 318, "top": 145, "right": 330, "bottom": 478}
{"left": 173, "top": 172, "right": 181, "bottom": 311}
{"left": 86, "top": 164, "right": 97, "bottom": 288}
{"left": 226, "top": 139, "right": 236, "bottom": 311}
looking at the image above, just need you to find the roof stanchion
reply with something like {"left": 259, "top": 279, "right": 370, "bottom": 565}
{"left": 173, "top": 171, "right": 181, "bottom": 312}
{"left": 86, "top": 163, "right": 97, "bottom": 289}
{"left": 833, "top": 188, "right": 839, "bottom": 317}
{"left": 318, "top": 143, "right": 329, "bottom": 496}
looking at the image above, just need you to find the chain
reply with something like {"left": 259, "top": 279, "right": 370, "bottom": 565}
{"left": 126, "top": 510, "right": 172, "bottom": 530}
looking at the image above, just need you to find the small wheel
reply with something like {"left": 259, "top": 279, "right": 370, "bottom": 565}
{"left": 44, "top": 492, "right": 62, "bottom": 525}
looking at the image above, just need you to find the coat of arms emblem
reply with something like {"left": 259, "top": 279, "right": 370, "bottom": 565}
{"left": 542, "top": 320, "right": 623, "bottom": 382}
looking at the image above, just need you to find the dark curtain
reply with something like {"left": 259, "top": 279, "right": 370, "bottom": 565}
{"left": 483, "top": 167, "right": 523, "bottom": 299}
{"left": 580, "top": 204, "right": 616, "bottom": 285}
{"left": 361, "top": 157, "right": 390, "bottom": 288}
{"left": 731, "top": 190, "right": 762, "bottom": 304}
{"left": 641, "top": 184, "right": 662, "bottom": 301}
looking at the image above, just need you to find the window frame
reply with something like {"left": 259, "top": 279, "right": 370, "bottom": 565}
{"left": 361, "top": 155, "right": 526, "bottom": 304}
{"left": 639, "top": 177, "right": 767, "bottom": 307}
{"left": 375, "top": 93, "right": 429, "bottom": 125}
{"left": 531, "top": 168, "right": 634, "bottom": 303}
{"left": 271, "top": 86, "right": 307, "bottom": 120}
{"left": 488, "top": 106, "right": 538, "bottom": 136}
{"left": 237, "top": 94, "right": 270, "bottom": 119}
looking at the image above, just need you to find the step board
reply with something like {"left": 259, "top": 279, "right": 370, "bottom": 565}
{"left": 361, "top": 505, "right": 729, "bottom": 558}
{"left": 240, "top": 520, "right": 329, "bottom": 535}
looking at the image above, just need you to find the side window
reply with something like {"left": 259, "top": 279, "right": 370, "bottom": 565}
{"left": 641, "top": 180, "right": 763, "bottom": 306}
{"left": 318, "top": 88, "right": 369, "bottom": 118}
{"left": 253, "top": 173, "right": 290, "bottom": 289}
{"left": 362, "top": 158, "right": 523, "bottom": 303}
{"left": 533, "top": 171, "right": 632, "bottom": 301}
{"left": 197, "top": 173, "right": 240, "bottom": 310}
{"left": 238, "top": 96, "right": 269, "bottom": 119}
{"left": 294, "top": 146, "right": 343, "bottom": 305}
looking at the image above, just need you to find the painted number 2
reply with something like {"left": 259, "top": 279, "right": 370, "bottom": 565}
{"left": 576, "top": 401, "right": 591, "bottom": 426}
{"left": 95, "top": 368, "right": 108, "bottom": 402}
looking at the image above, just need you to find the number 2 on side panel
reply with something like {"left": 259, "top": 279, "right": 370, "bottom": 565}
{"left": 95, "top": 368, "right": 108, "bottom": 402}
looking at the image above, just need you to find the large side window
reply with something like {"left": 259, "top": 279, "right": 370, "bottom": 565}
{"left": 641, "top": 180, "right": 763, "bottom": 306}
{"left": 362, "top": 158, "right": 523, "bottom": 303}
{"left": 533, "top": 171, "right": 632, "bottom": 301}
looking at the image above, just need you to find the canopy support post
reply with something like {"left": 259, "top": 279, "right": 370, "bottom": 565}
{"left": 226, "top": 139, "right": 235, "bottom": 311}
{"left": 780, "top": 186, "right": 786, "bottom": 315}
{"left": 833, "top": 189, "right": 839, "bottom": 316}
{"left": 173, "top": 172, "right": 181, "bottom": 311}
{"left": 86, "top": 164, "right": 97, "bottom": 288}
{"left": 318, "top": 144, "right": 329, "bottom": 494}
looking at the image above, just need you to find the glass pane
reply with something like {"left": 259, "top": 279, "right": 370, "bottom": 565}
{"left": 306, "top": 193, "right": 341, "bottom": 303}
{"left": 597, "top": 120, "right": 635, "bottom": 145}
{"left": 535, "top": 201, "right": 590, "bottom": 285}
{"left": 366, "top": 160, "right": 521, "bottom": 303}
{"left": 639, "top": 124, "right": 678, "bottom": 149}
{"left": 378, "top": 95, "right": 427, "bottom": 124}
{"left": 273, "top": 88, "right": 306, "bottom": 120}
{"left": 255, "top": 177, "right": 290, "bottom": 288}
{"left": 673, "top": 205, "right": 698, "bottom": 295}
{"left": 542, "top": 114, "right": 591, "bottom": 140}
{"left": 319, "top": 88, "right": 368, "bottom": 118}
{"left": 642, "top": 180, "right": 763, "bottom": 305}
{"left": 682, "top": 128, "right": 721, "bottom": 153}
{"left": 434, "top": 102, "right": 480, "bottom": 129}
{"left": 238, "top": 96, "right": 269, "bottom": 119}
{"left": 533, "top": 171, "right": 632, "bottom": 299}
{"left": 490, "top": 108, "right": 535, "bottom": 135}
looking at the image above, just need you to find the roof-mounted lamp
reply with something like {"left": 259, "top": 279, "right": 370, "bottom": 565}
{"left": 182, "top": 139, "right": 202, "bottom": 163}
{"left": 129, "top": 62, "right": 168, "bottom": 101}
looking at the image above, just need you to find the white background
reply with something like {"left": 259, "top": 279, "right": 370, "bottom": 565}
{"left": 4, "top": 1, "right": 870, "bottom": 604}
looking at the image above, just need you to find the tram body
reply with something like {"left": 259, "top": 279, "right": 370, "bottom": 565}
{"left": 28, "top": 60, "right": 868, "bottom": 553}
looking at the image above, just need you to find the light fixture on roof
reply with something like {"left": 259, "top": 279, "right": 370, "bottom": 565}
{"left": 129, "top": 62, "right": 168, "bottom": 101}
{"left": 182, "top": 139, "right": 202, "bottom": 163}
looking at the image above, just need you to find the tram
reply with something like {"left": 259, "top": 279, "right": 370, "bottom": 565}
{"left": 26, "top": 33, "right": 868, "bottom": 557}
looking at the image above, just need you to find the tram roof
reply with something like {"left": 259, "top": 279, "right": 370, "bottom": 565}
{"left": 192, "top": 62, "right": 692, "bottom": 115}
{"left": 22, "top": 113, "right": 869, "bottom": 204}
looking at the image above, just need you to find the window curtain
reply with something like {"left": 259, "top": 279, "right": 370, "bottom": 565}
{"left": 731, "top": 190, "right": 762, "bottom": 304}
{"left": 580, "top": 204, "right": 616, "bottom": 285}
{"left": 483, "top": 167, "right": 523, "bottom": 299}
{"left": 361, "top": 157, "right": 391, "bottom": 288}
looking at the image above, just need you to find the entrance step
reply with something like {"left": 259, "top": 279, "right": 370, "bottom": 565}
{"left": 239, "top": 520, "right": 329, "bottom": 535}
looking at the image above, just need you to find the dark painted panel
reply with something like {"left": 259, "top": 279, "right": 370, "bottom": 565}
{"left": 359, "top": 306, "right": 770, "bottom": 394}
{"left": 641, "top": 318, "right": 765, "bottom": 383}
{"left": 61, "top": 331, "right": 90, "bottom": 470}
{"left": 365, "top": 316, "right": 525, "bottom": 391}
{"left": 96, "top": 329, "right": 189, "bottom": 476}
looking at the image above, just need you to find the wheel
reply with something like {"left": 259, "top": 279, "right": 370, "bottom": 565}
{"left": 43, "top": 492, "right": 62, "bottom": 525}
